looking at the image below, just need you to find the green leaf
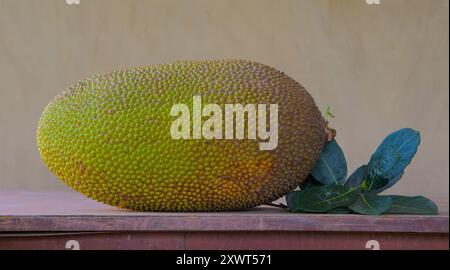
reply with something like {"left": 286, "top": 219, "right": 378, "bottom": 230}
{"left": 299, "top": 174, "right": 323, "bottom": 190}
{"left": 323, "top": 106, "right": 335, "bottom": 121}
{"left": 386, "top": 195, "right": 438, "bottom": 215}
{"left": 364, "top": 175, "right": 389, "bottom": 193}
{"left": 311, "top": 139, "right": 347, "bottom": 185}
{"left": 285, "top": 191, "right": 302, "bottom": 213}
{"left": 344, "top": 165, "right": 367, "bottom": 188}
{"left": 366, "top": 128, "right": 420, "bottom": 191}
{"left": 369, "top": 171, "right": 403, "bottom": 194}
{"left": 286, "top": 185, "right": 360, "bottom": 213}
{"left": 349, "top": 194, "right": 392, "bottom": 215}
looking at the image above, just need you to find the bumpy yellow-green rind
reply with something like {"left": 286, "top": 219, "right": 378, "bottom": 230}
{"left": 37, "top": 59, "right": 325, "bottom": 211}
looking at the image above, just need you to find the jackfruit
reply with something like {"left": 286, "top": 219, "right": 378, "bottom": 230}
{"left": 37, "top": 60, "right": 326, "bottom": 211}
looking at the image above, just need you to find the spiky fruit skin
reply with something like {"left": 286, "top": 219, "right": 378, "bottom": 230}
{"left": 37, "top": 60, "right": 325, "bottom": 211}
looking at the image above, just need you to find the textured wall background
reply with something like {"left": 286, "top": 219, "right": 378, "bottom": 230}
{"left": 0, "top": 0, "right": 448, "bottom": 199}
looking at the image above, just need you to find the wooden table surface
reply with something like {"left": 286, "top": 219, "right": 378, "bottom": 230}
{"left": 0, "top": 191, "right": 448, "bottom": 250}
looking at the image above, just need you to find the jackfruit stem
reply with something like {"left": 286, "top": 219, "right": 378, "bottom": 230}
{"left": 324, "top": 119, "right": 337, "bottom": 142}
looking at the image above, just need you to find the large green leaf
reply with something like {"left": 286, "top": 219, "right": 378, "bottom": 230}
{"left": 349, "top": 194, "right": 392, "bottom": 215}
{"left": 299, "top": 174, "right": 323, "bottom": 190}
{"left": 366, "top": 128, "right": 420, "bottom": 191}
{"left": 386, "top": 195, "right": 438, "bottom": 215}
{"left": 311, "top": 139, "right": 347, "bottom": 185}
{"left": 286, "top": 185, "right": 360, "bottom": 213}
{"left": 364, "top": 175, "right": 389, "bottom": 193}
{"left": 368, "top": 171, "right": 403, "bottom": 194}
{"left": 285, "top": 191, "right": 302, "bottom": 213}
{"left": 344, "top": 165, "right": 367, "bottom": 188}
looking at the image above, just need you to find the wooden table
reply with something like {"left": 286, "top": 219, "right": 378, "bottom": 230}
{"left": 0, "top": 191, "right": 448, "bottom": 250}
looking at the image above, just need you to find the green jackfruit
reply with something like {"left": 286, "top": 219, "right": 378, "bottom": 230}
{"left": 37, "top": 60, "right": 326, "bottom": 211}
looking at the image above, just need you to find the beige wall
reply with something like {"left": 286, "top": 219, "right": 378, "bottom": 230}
{"left": 0, "top": 0, "right": 448, "bottom": 199}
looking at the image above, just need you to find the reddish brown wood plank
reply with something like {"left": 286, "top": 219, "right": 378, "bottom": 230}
{"left": 0, "top": 214, "right": 448, "bottom": 233}
{"left": 0, "top": 191, "right": 448, "bottom": 234}
{"left": 0, "top": 232, "right": 185, "bottom": 250}
{"left": 185, "top": 232, "right": 449, "bottom": 250}
{"left": 0, "top": 232, "right": 447, "bottom": 250}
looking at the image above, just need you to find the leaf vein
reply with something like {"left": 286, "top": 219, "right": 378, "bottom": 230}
{"left": 321, "top": 156, "right": 339, "bottom": 185}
